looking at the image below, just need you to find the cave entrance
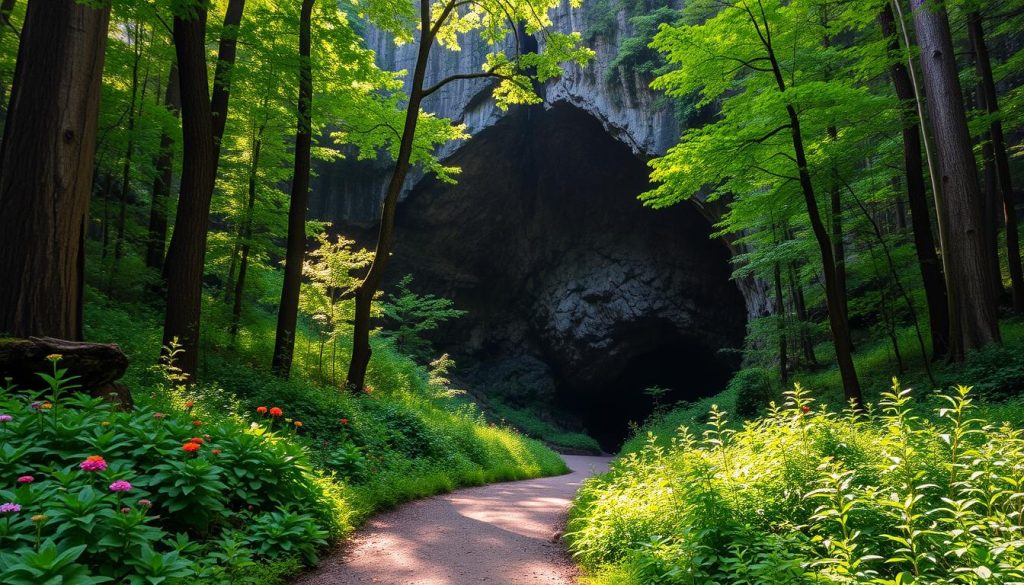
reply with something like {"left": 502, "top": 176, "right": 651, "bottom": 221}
{"left": 389, "top": 102, "right": 747, "bottom": 452}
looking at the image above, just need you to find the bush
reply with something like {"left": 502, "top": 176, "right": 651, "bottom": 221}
{"left": 567, "top": 382, "right": 1024, "bottom": 584}
{"left": 728, "top": 367, "right": 775, "bottom": 417}
{"left": 0, "top": 360, "right": 348, "bottom": 584}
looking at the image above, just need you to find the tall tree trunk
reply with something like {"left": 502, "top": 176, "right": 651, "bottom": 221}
{"left": 0, "top": 0, "right": 109, "bottom": 340}
{"left": 0, "top": 0, "right": 19, "bottom": 128}
{"left": 210, "top": 0, "right": 245, "bottom": 168}
{"left": 968, "top": 11, "right": 1024, "bottom": 312}
{"left": 346, "top": 2, "right": 435, "bottom": 392}
{"left": 763, "top": 37, "right": 861, "bottom": 403}
{"left": 773, "top": 261, "right": 788, "bottom": 385}
{"left": 879, "top": 4, "right": 949, "bottom": 358}
{"left": 788, "top": 264, "right": 818, "bottom": 366}
{"left": 162, "top": 9, "right": 216, "bottom": 380}
{"left": 115, "top": 22, "right": 145, "bottom": 262}
{"left": 146, "top": 63, "right": 180, "bottom": 273}
{"left": 230, "top": 131, "right": 262, "bottom": 337}
{"left": 271, "top": 0, "right": 314, "bottom": 378}
{"left": 909, "top": 0, "right": 1001, "bottom": 361}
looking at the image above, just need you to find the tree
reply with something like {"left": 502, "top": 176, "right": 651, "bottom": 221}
{"left": 381, "top": 274, "right": 465, "bottom": 361}
{"left": 0, "top": 0, "right": 110, "bottom": 339}
{"left": 907, "top": 0, "right": 1000, "bottom": 360}
{"left": 645, "top": 0, "right": 866, "bottom": 405}
{"left": 161, "top": 2, "right": 216, "bottom": 379}
{"left": 145, "top": 63, "right": 180, "bottom": 273}
{"left": 271, "top": 0, "right": 315, "bottom": 378}
{"left": 878, "top": 3, "right": 949, "bottom": 358}
{"left": 966, "top": 10, "right": 1023, "bottom": 313}
{"left": 345, "top": 0, "right": 593, "bottom": 391}
{"left": 210, "top": 0, "right": 246, "bottom": 166}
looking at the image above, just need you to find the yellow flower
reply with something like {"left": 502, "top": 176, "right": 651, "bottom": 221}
{"left": 32, "top": 515, "right": 47, "bottom": 522}
{"left": 45, "top": 353, "right": 62, "bottom": 362}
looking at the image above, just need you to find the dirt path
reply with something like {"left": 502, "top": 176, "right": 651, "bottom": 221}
{"left": 294, "top": 454, "right": 612, "bottom": 585}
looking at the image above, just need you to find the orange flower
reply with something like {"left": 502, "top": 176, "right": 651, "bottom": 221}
{"left": 190, "top": 437, "right": 204, "bottom": 444}
{"left": 182, "top": 442, "right": 201, "bottom": 453}
{"left": 192, "top": 420, "right": 202, "bottom": 427}
{"left": 256, "top": 406, "right": 268, "bottom": 415}
{"left": 294, "top": 421, "right": 303, "bottom": 428}
{"left": 184, "top": 400, "right": 194, "bottom": 409}
{"left": 269, "top": 407, "right": 283, "bottom": 417}
{"left": 212, "top": 449, "right": 222, "bottom": 455}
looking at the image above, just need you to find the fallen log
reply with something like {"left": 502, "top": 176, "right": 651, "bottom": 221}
{"left": 0, "top": 337, "right": 132, "bottom": 408}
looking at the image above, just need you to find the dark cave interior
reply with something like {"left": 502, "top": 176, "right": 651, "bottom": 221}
{"left": 376, "top": 103, "right": 748, "bottom": 450}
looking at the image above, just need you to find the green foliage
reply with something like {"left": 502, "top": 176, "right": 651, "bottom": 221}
{"left": 381, "top": 275, "right": 466, "bottom": 362}
{"left": 728, "top": 367, "right": 775, "bottom": 417}
{"left": 568, "top": 382, "right": 1024, "bottom": 584}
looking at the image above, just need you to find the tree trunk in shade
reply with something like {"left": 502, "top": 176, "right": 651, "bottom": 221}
{"left": 0, "top": 0, "right": 110, "bottom": 340}
{"left": 146, "top": 63, "right": 181, "bottom": 273}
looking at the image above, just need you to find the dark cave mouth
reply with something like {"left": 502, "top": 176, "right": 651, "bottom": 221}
{"left": 555, "top": 337, "right": 738, "bottom": 451}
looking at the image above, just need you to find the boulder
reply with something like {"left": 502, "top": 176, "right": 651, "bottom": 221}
{"left": 0, "top": 337, "right": 132, "bottom": 408}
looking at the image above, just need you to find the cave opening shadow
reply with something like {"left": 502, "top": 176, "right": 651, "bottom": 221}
{"left": 555, "top": 335, "right": 736, "bottom": 452}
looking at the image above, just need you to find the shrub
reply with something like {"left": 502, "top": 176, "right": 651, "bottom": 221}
{"left": 567, "top": 381, "right": 1024, "bottom": 584}
{"left": 729, "top": 367, "right": 775, "bottom": 417}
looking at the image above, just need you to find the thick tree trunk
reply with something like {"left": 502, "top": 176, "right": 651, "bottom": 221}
{"left": 910, "top": 0, "right": 1001, "bottom": 361}
{"left": 879, "top": 5, "right": 949, "bottom": 358}
{"left": 146, "top": 63, "right": 180, "bottom": 273}
{"left": 346, "top": 7, "right": 434, "bottom": 392}
{"left": 210, "top": 0, "right": 245, "bottom": 167}
{"left": 230, "top": 133, "right": 261, "bottom": 337}
{"left": 271, "top": 0, "right": 314, "bottom": 378}
{"left": 0, "top": 0, "right": 110, "bottom": 340}
{"left": 162, "top": 9, "right": 216, "bottom": 380}
{"left": 968, "top": 11, "right": 1024, "bottom": 312}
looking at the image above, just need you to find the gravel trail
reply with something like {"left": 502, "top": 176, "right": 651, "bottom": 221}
{"left": 293, "top": 454, "right": 612, "bottom": 585}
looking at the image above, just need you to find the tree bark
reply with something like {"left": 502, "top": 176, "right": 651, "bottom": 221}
{"left": 162, "top": 8, "right": 216, "bottom": 380}
{"left": 787, "top": 263, "right": 818, "bottom": 366}
{"left": 210, "top": 0, "right": 245, "bottom": 168}
{"left": 879, "top": 5, "right": 949, "bottom": 358}
{"left": 346, "top": 0, "right": 435, "bottom": 392}
{"left": 146, "top": 63, "right": 180, "bottom": 273}
{"left": 909, "top": 0, "right": 1001, "bottom": 361}
{"left": 968, "top": 11, "right": 1023, "bottom": 312}
{"left": 773, "top": 261, "right": 788, "bottom": 385}
{"left": 0, "top": 0, "right": 110, "bottom": 340}
{"left": 271, "top": 0, "right": 314, "bottom": 378}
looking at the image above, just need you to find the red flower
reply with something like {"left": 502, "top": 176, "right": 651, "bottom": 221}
{"left": 182, "top": 442, "right": 201, "bottom": 453}
{"left": 269, "top": 407, "right": 283, "bottom": 417}
{"left": 256, "top": 406, "right": 268, "bottom": 415}
{"left": 185, "top": 400, "right": 194, "bottom": 409}
{"left": 801, "top": 405, "right": 811, "bottom": 413}
{"left": 211, "top": 449, "right": 222, "bottom": 455}
{"left": 340, "top": 419, "right": 348, "bottom": 425}
{"left": 192, "top": 420, "right": 202, "bottom": 427}
{"left": 190, "top": 437, "right": 204, "bottom": 444}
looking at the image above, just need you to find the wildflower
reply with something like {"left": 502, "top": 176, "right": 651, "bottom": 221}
{"left": 185, "top": 400, "right": 194, "bottom": 409}
{"left": 801, "top": 405, "right": 811, "bottom": 413}
{"left": 294, "top": 421, "right": 303, "bottom": 428}
{"left": 192, "top": 420, "right": 202, "bottom": 427}
{"left": 364, "top": 385, "right": 374, "bottom": 395}
{"left": 0, "top": 414, "right": 11, "bottom": 423}
{"left": 41, "top": 402, "right": 53, "bottom": 410}
{"left": 16, "top": 475, "right": 33, "bottom": 484}
{"left": 256, "top": 406, "right": 268, "bottom": 415}
{"left": 340, "top": 419, "right": 349, "bottom": 425}
{"left": 269, "top": 407, "right": 283, "bottom": 417}
{"left": 79, "top": 455, "right": 108, "bottom": 472}
{"left": 190, "top": 437, "right": 204, "bottom": 444}
{"left": 203, "top": 434, "right": 211, "bottom": 441}
{"left": 121, "top": 507, "right": 131, "bottom": 514}
{"left": 211, "top": 449, "right": 221, "bottom": 455}
{"left": 109, "top": 480, "right": 132, "bottom": 492}
{"left": 100, "top": 421, "right": 110, "bottom": 427}
{"left": 182, "top": 442, "right": 201, "bottom": 453}
{"left": 138, "top": 499, "right": 152, "bottom": 508}
{"left": 0, "top": 503, "right": 20, "bottom": 513}
{"left": 153, "top": 412, "right": 166, "bottom": 420}
{"left": 46, "top": 353, "right": 62, "bottom": 362}
{"left": 29, "top": 402, "right": 42, "bottom": 410}
{"left": 31, "top": 514, "right": 47, "bottom": 523}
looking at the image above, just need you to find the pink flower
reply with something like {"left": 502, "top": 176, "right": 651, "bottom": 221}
{"left": 109, "top": 480, "right": 132, "bottom": 493}
{"left": 79, "top": 455, "right": 108, "bottom": 472}
{"left": 121, "top": 507, "right": 131, "bottom": 514}
{"left": 138, "top": 499, "right": 152, "bottom": 508}
{"left": 0, "top": 502, "right": 20, "bottom": 513}
{"left": 153, "top": 412, "right": 166, "bottom": 420}
{"left": 0, "top": 414, "right": 12, "bottom": 423}
{"left": 16, "top": 475, "right": 33, "bottom": 484}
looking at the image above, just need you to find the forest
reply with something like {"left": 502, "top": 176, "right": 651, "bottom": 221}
{"left": 0, "top": 0, "right": 1022, "bottom": 583}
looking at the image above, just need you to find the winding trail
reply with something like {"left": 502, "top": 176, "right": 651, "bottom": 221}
{"left": 295, "top": 455, "right": 611, "bottom": 585}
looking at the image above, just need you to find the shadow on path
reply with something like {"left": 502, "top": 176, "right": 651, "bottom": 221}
{"left": 293, "top": 454, "right": 611, "bottom": 585}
